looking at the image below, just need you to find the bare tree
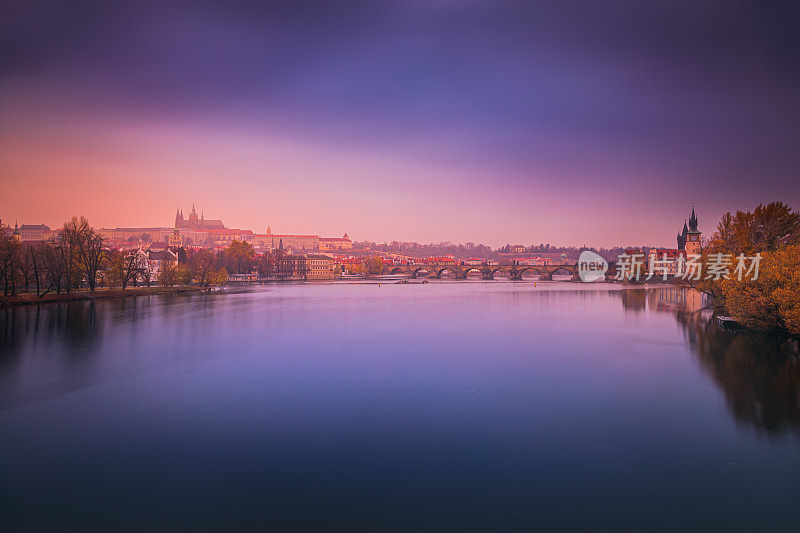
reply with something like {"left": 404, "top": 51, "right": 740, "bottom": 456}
{"left": 40, "top": 238, "right": 65, "bottom": 295}
{"left": 16, "top": 243, "right": 35, "bottom": 292}
{"left": 122, "top": 250, "right": 148, "bottom": 289}
{"left": 27, "top": 243, "right": 43, "bottom": 297}
{"left": 0, "top": 220, "right": 21, "bottom": 296}
{"left": 257, "top": 251, "right": 275, "bottom": 278}
{"left": 79, "top": 228, "right": 105, "bottom": 292}
{"left": 59, "top": 217, "right": 89, "bottom": 293}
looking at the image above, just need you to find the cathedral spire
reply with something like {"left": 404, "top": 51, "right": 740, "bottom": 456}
{"left": 688, "top": 203, "right": 698, "bottom": 232}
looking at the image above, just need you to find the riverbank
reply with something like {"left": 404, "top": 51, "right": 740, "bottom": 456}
{"left": 0, "top": 286, "right": 210, "bottom": 308}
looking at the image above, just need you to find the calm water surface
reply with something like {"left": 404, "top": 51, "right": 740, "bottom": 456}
{"left": 1, "top": 283, "right": 799, "bottom": 532}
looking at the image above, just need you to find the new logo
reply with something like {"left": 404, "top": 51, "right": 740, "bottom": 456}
{"left": 578, "top": 251, "right": 608, "bottom": 282}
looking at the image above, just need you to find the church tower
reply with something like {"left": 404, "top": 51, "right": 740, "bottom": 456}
{"left": 685, "top": 205, "right": 702, "bottom": 255}
{"left": 188, "top": 203, "right": 199, "bottom": 228}
{"left": 175, "top": 207, "right": 185, "bottom": 229}
{"left": 677, "top": 221, "right": 688, "bottom": 250}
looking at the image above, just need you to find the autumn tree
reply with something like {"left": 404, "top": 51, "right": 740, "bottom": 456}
{"left": 220, "top": 240, "right": 255, "bottom": 274}
{"left": 695, "top": 202, "right": 800, "bottom": 335}
{"left": 175, "top": 263, "right": 192, "bottom": 285}
{"left": 364, "top": 256, "right": 385, "bottom": 276}
{"left": 708, "top": 202, "right": 800, "bottom": 255}
{"left": 207, "top": 266, "right": 229, "bottom": 285}
{"left": 717, "top": 245, "right": 800, "bottom": 334}
{"left": 158, "top": 262, "right": 177, "bottom": 286}
{"left": 188, "top": 248, "right": 216, "bottom": 286}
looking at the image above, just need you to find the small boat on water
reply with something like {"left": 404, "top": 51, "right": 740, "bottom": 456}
{"left": 716, "top": 316, "right": 743, "bottom": 330}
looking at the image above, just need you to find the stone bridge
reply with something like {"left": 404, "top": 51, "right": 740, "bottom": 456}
{"left": 387, "top": 262, "right": 580, "bottom": 281}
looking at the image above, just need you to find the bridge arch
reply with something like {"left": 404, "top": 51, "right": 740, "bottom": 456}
{"left": 490, "top": 267, "right": 513, "bottom": 279}
{"left": 518, "top": 266, "right": 546, "bottom": 278}
{"left": 436, "top": 267, "right": 460, "bottom": 278}
{"left": 411, "top": 267, "right": 431, "bottom": 278}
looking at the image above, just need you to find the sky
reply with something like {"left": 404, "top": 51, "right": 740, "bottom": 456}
{"left": 1, "top": 0, "right": 799, "bottom": 248}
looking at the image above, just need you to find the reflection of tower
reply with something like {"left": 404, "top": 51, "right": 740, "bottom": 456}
{"left": 685, "top": 204, "right": 702, "bottom": 255}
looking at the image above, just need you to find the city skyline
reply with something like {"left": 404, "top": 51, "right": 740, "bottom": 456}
{"left": 4, "top": 201, "right": 706, "bottom": 251}
{"left": 2, "top": 1, "right": 799, "bottom": 247}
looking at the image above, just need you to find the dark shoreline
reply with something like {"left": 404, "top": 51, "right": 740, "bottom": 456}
{"left": 0, "top": 286, "right": 211, "bottom": 308}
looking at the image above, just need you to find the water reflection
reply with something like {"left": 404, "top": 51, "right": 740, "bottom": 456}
{"left": 677, "top": 311, "right": 800, "bottom": 436}
{"left": 633, "top": 285, "right": 800, "bottom": 436}
{"left": 2, "top": 284, "right": 800, "bottom": 531}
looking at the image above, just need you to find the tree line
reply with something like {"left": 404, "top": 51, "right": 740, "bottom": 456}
{"left": 0, "top": 217, "right": 310, "bottom": 297}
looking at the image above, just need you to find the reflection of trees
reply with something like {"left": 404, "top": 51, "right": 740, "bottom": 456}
{"left": 620, "top": 289, "right": 647, "bottom": 313}
{"left": 0, "top": 301, "right": 99, "bottom": 360}
{"left": 677, "top": 312, "right": 800, "bottom": 436}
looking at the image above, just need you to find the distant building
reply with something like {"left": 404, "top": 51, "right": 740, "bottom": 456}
{"left": 677, "top": 205, "right": 702, "bottom": 255}
{"left": 99, "top": 227, "right": 174, "bottom": 243}
{"left": 147, "top": 249, "right": 179, "bottom": 280}
{"left": 498, "top": 251, "right": 568, "bottom": 264}
{"left": 306, "top": 254, "right": 335, "bottom": 280}
{"left": 207, "top": 228, "right": 255, "bottom": 248}
{"left": 510, "top": 245, "right": 526, "bottom": 254}
{"left": 18, "top": 224, "right": 52, "bottom": 242}
{"left": 168, "top": 229, "right": 184, "bottom": 249}
{"left": 423, "top": 257, "right": 458, "bottom": 267}
{"left": 319, "top": 233, "right": 353, "bottom": 251}
{"left": 254, "top": 231, "right": 319, "bottom": 253}
{"left": 175, "top": 204, "right": 225, "bottom": 230}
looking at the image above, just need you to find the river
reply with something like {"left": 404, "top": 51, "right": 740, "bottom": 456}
{"left": 1, "top": 282, "right": 799, "bottom": 531}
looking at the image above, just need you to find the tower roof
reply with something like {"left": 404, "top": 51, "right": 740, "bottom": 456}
{"left": 688, "top": 204, "right": 699, "bottom": 232}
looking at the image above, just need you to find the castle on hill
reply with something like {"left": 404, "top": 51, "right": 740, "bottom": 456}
{"left": 175, "top": 204, "right": 225, "bottom": 230}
